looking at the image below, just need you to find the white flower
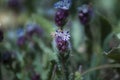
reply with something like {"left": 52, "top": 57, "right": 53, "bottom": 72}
{"left": 55, "top": 30, "right": 70, "bottom": 41}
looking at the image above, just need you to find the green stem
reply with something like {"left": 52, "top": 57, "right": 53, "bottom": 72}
{"left": 62, "top": 60, "right": 69, "bottom": 80}
{"left": 59, "top": 54, "right": 69, "bottom": 80}
{"left": 48, "top": 63, "right": 55, "bottom": 80}
{"left": 51, "top": 65, "right": 57, "bottom": 80}
{"left": 81, "top": 64, "right": 120, "bottom": 76}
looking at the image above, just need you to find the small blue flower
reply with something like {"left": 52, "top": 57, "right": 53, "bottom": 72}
{"left": 54, "top": 0, "right": 72, "bottom": 10}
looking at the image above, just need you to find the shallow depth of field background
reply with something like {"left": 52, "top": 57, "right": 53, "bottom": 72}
{"left": 0, "top": 0, "right": 120, "bottom": 80}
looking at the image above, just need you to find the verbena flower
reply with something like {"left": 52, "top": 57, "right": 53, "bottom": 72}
{"left": 78, "top": 4, "right": 93, "bottom": 25}
{"left": 0, "top": 29, "right": 4, "bottom": 42}
{"left": 54, "top": 30, "right": 70, "bottom": 53}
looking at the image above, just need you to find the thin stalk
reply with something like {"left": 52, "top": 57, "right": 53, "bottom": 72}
{"left": 51, "top": 64, "right": 57, "bottom": 80}
{"left": 81, "top": 64, "right": 120, "bottom": 76}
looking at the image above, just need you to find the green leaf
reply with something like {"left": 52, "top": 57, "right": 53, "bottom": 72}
{"left": 98, "top": 14, "right": 112, "bottom": 46}
{"left": 103, "top": 33, "right": 120, "bottom": 53}
{"left": 105, "top": 48, "right": 120, "bottom": 62}
{"left": 71, "top": 20, "right": 84, "bottom": 50}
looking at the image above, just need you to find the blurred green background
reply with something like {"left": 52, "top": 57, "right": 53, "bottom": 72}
{"left": 0, "top": 0, "right": 120, "bottom": 80}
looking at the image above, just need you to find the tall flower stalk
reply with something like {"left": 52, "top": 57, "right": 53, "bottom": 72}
{"left": 78, "top": 4, "right": 93, "bottom": 61}
{"left": 51, "top": 0, "right": 72, "bottom": 80}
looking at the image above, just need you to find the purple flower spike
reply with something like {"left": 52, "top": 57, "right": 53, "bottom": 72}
{"left": 54, "top": 30, "right": 70, "bottom": 53}
{"left": 55, "top": 9, "right": 69, "bottom": 28}
{"left": 78, "top": 4, "right": 93, "bottom": 25}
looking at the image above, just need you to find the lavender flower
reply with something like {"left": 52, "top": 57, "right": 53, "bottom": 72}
{"left": 0, "top": 29, "right": 4, "bottom": 42}
{"left": 26, "top": 23, "right": 43, "bottom": 37}
{"left": 78, "top": 4, "right": 93, "bottom": 25}
{"left": 54, "top": 30, "right": 70, "bottom": 53}
{"left": 55, "top": 9, "right": 69, "bottom": 28}
{"left": 54, "top": 0, "right": 71, "bottom": 28}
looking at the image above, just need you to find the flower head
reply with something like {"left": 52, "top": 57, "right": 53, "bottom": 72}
{"left": 54, "top": 30, "right": 70, "bottom": 53}
{"left": 54, "top": 0, "right": 72, "bottom": 10}
{"left": 78, "top": 4, "right": 93, "bottom": 25}
{"left": 55, "top": 9, "right": 69, "bottom": 28}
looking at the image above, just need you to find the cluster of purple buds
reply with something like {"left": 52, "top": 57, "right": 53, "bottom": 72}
{"left": 78, "top": 4, "right": 93, "bottom": 25}
{"left": 8, "top": 0, "right": 23, "bottom": 13}
{"left": 54, "top": 0, "right": 71, "bottom": 29}
{"left": 0, "top": 29, "right": 4, "bottom": 42}
{"left": 55, "top": 9, "right": 69, "bottom": 28}
{"left": 54, "top": 30, "right": 70, "bottom": 53}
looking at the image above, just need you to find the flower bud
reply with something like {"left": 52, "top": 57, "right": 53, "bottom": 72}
{"left": 55, "top": 9, "right": 69, "bottom": 28}
{"left": 54, "top": 30, "right": 70, "bottom": 53}
{"left": 78, "top": 4, "right": 93, "bottom": 25}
